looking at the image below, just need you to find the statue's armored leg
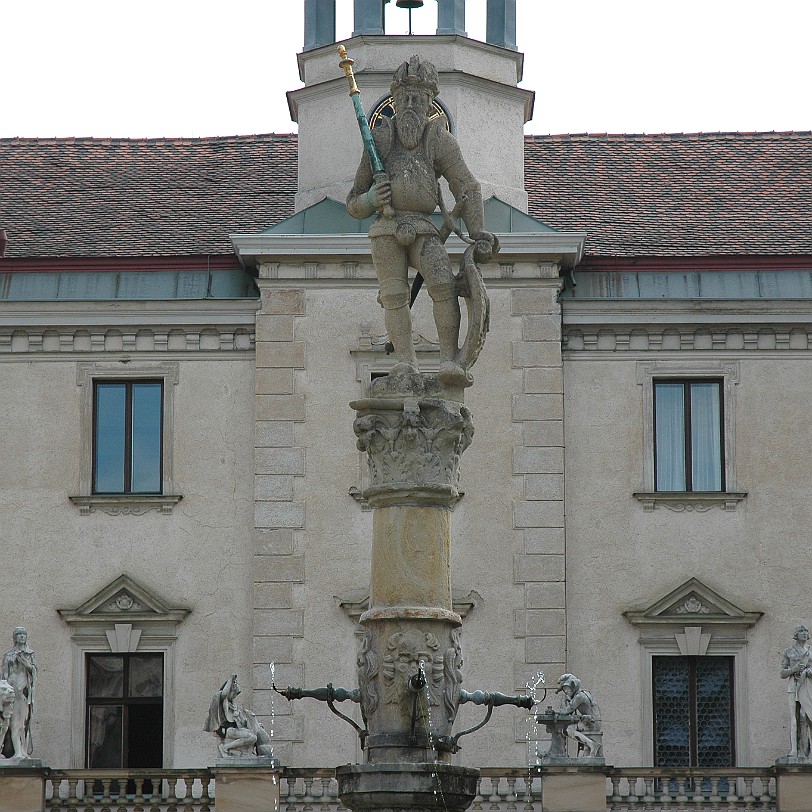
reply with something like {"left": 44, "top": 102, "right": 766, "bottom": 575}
{"left": 372, "top": 236, "right": 417, "bottom": 373}
{"left": 417, "top": 237, "right": 463, "bottom": 378}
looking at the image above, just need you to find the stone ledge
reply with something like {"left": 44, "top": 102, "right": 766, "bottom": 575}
{"left": 68, "top": 494, "right": 182, "bottom": 516}
{"left": 633, "top": 492, "right": 747, "bottom": 512}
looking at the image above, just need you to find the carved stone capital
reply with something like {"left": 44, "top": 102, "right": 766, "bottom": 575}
{"left": 351, "top": 396, "right": 473, "bottom": 509}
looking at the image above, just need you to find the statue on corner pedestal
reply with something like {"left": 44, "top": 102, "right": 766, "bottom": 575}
{"left": 1, "top": 626, "right": 36, "bottom": 761}
{"left": 555, "top": 673, "right": 603, "bottom": 759}
{"left": 780, "top": 624, "right": 812, "bottom": 761}
{"left": 346, "top": 55, "right": 497, "bottom": 387}
{"left": 205, "top": 675, "right": 276, "bottom": 762}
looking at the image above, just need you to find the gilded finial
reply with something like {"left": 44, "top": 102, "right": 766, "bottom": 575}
{"left": 338, "top": 45, "right": 360, "bottom": 96}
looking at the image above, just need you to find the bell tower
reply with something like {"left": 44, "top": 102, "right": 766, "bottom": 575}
{"left": 291, "top": 0, "right": 532, "bottom": 212}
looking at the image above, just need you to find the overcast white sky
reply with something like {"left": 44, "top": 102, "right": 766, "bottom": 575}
{"left": 1, "top": 0, "right": 809, "bottom": 138}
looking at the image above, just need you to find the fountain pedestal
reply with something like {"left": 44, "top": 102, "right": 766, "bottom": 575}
{"left": 343, "top": 373, "right": 478, "bottom": 810}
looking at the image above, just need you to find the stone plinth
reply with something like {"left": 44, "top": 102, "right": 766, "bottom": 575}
{"left": 337, "top": 763, "right": 479, "bottom": 812}
{"left": 0, "top": 764, "right": 47, "bottom": 812}
{"left": 212, "top": 764, "right": 282, "bottom": 812}
{"left": 540, "top": 766, "right": 607, "bottom": 812}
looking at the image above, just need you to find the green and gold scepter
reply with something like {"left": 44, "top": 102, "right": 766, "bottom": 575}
{"left": 338, "top": 45, "right": 394, "bottom": 219}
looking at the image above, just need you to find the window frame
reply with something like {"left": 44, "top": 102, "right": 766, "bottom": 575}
{"left": 635, "top": 361, "right": 745, "bottom": 511}
{"left": 85, "top": 652, "right": 164, "bottom": 769}
{"left": 652, "top": 378, "right": 725, "bottom": 493}
{"left": 73, "top": 363, "right": 181, "bottom": 515}
{"left": 92, "top": 379, "right": 164, "bottom": 495}
{"left": 652, "top": 654, "right": 735, "bottom": 768}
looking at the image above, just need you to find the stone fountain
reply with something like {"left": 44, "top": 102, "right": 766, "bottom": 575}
{"left": 274, "top": 48, "right": 532, "bottom": 812}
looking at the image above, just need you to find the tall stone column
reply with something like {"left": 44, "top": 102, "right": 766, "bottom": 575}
{"left": 340, "top": 372, "right": 478, "bottom": 810}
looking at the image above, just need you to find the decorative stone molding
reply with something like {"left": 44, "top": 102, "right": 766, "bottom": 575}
{"left": 57, "top": 574, "right": 190, "bottom": 768}
{"left": 351, "top": 394, "right": 474, "bottom": 508}
{"left": 74, "top": 362, "right": 180, "bottom": 505}
{"left": 633, "top": 491, "right": 747, "bottom": 512}
{"left": 564, "top": 324, "right": 812, "bottom": 353}
{"left": 0, "top": 326, "right": 254, "bottom": 354}
{"left": 337, "top": 589, "right": 481, "bottom": 624}
{"left": 624, "top": 577, "right": 763, "bottom": 765}
{"left": 636, "top": 360, "right": 742, "bottom": 499}
{"left": 68, "top": 494, "right": 183, "bottom": 516}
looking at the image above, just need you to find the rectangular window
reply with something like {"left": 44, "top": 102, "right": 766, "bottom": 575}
{"left": 653, "top": 655, "right": 734, "bottom": 768}
{"left": 85, "top": 653, "right": 163, "bottom": 768}
{"left": 654, "top": 380, "right": 723, "bottom": 491}
{"left": 93, "top": 381, "right": 163, "bottom": 494}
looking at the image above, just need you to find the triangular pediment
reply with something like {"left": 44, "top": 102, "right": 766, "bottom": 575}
{"left": 624, "top": 578, "right": 762, "bottom": 627}
{"left": 58, "top": 574, "right": 190, "bottom": 624}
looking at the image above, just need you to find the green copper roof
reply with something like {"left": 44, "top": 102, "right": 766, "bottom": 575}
{"left": 0, "top": 269, "right": 257, "bottom": 302}
{"left": 263, "top": 196, "right": 558, "bottom": 235}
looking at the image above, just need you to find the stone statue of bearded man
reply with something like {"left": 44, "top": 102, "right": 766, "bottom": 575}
{"left": 347, "top": 55, "right": 496, "bottom": 385}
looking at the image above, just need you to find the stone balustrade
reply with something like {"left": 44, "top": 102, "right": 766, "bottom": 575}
{"left": 44, "top": 769, "right": 214, "bottom": 812}
{"left": 0, "top": 764, "right": 790, "bottom": 812}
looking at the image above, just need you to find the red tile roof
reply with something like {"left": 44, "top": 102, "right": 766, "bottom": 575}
{"left": 526, "top": 131, "right": 812, "bottom": 257}
{"left": 1, "top": 131, "right": 809, "bottom": 260}
{"left": 0, "top": 135, "right": 297, "bottom": 259}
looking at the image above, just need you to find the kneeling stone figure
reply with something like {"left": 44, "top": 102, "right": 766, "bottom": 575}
{"left": 205, "top": 675, "right": 274, "bottom": 759}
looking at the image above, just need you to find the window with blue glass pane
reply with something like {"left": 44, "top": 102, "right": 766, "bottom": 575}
{"left": 653, "top": 656, "right": 734, "bottom": 768}
{"left": 654, "top": 380, "right": 723, "bottom": 492}
{"left": 93, "top": 382, "right": 162, "bottom": 494}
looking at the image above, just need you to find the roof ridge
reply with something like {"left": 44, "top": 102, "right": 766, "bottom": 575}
{"left": 526, "top": 130, "right": 812, "bottom": 141}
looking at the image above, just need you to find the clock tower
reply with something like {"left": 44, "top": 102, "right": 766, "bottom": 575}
{"left": 289, "top": 0, "right": 533, "bottom": 212}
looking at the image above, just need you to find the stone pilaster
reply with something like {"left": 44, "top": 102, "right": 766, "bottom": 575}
{"left": 510, "top": 283, "right": 567, "bottom": 718}
{"left": 252, "top": 286, "right": 307, "bottom": 761}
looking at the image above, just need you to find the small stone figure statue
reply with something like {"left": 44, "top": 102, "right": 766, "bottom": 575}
{"left": 780, "top": 624, "right": 812, "bottom": 759}
{"left": 204, "top": 675, "right": 274, "bottom": 759}
{"left": 555, "top": 673, "right": 603, "bottom": 759}
{"left": 1, "top": 627, "right": 36, "bottom": 760}
{"left": 347, "top": 55, "right": 497, "bottom": 384}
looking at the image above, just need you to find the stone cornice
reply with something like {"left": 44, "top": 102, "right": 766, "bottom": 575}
{"left": 233, "top": 233, "right": 585, "bottom": 270}
{"left": 0, "top": 324, "right": 255, "bottom": 355}
{"left": 564, "top": 322, "right": 812, "bottom": 354}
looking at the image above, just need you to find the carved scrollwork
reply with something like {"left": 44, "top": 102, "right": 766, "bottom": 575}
{"left": 382, "top": 629, "right": 443, "bottom": 707}
{"left": 443, "top": 629, "right": 463, "bottom": 725}
{"left": 357, "top": 631, "right": 380, "bottom": 719}
{"left": 353, "top": 399, "right": 474, "bottom": 504}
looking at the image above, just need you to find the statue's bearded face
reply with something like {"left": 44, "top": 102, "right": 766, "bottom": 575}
{"left": 394, "top": 86, "right": 432, "bottom": 150}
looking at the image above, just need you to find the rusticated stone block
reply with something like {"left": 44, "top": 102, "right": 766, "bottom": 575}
{"left": 254, "top": 529, "right": 295, "bottom": 555}
{"left": 256, "top": 314, "right": 295, "bottom": 342}
{"left": 513, "top": 447, "right": 564, "bottom": 474}
{"left": 526, "top": 608, "right": 566, "bottom": 636}
{"left": 253, "top": 636, "right": 294, "bottom": 664}
{"left": 523, "top": 420, "right": 564, "bottom": 447}
{"left": 524, "top": 474, "right": 564, "bottom": 501}
{"left": 525, "top": 635, "right": 566, "bottom": 663}
{"left": 513, "top": 554, "right": 565, "bottom": 583}
{"left": 254, "top": 608, "right": 304, "bottom": 637}
{"left": 523, "top": 527, "right": 565, "bottom": 554}
{"left": 513, "top": 500, "right": 564, "bottom": 529}
{"left": 253, "top": 582, "right": 294, "bottom": 609}
{"left": 256, "top": 421, "right": 295, "bottom": 447}
{"left": 253, "top": 554, "right": 304, "bottom": 582}
{"left": 252, "top": 662, "right": 303, "bottom": 690}
{"left": 255, "top": 502, "right": 304, "bottom": 529}
{"left": 522, "top": 314, "right": 562, "bottom": 341}
{"left": 255, "top": 341, "right": 305, "bottom": 369}
{"left": 261, "top": 289, "right": 305, "bottom": 314}
{"left": 511, "top": 341, "right": 561, "bottom": 369}
{"left": 255, "top": 447, "right": 304, "bottom": 475}
{"left": 511, "top": 288, "right": 558, "bottom": 315}
{"left": 256, "top": 394, "right": 306, "bottom": 422}
{"left": 512, "top": 393, "right": 563, "bottom": 421}
{"left": 523, "top": 367, "right": 563, "bottom": 394}
{"left": 255, "top": 368, "right": 294, "bottom": 395}
{"left": 525, "top": 582, "right": 566, "bottom": 609}
{"left": 255, "top": 475, "right": 295, "bottom": 501}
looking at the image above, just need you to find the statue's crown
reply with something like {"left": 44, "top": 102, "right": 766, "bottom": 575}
{"left": 391, "top": 55, "right": 439, "bottom": 98}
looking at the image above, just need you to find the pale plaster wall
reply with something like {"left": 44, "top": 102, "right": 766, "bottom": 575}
{"left": 0, "top": 354, "right": 256, "bottom": 768}
{"left": 563, "top": 350, "right": 812, "bottom": 767}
